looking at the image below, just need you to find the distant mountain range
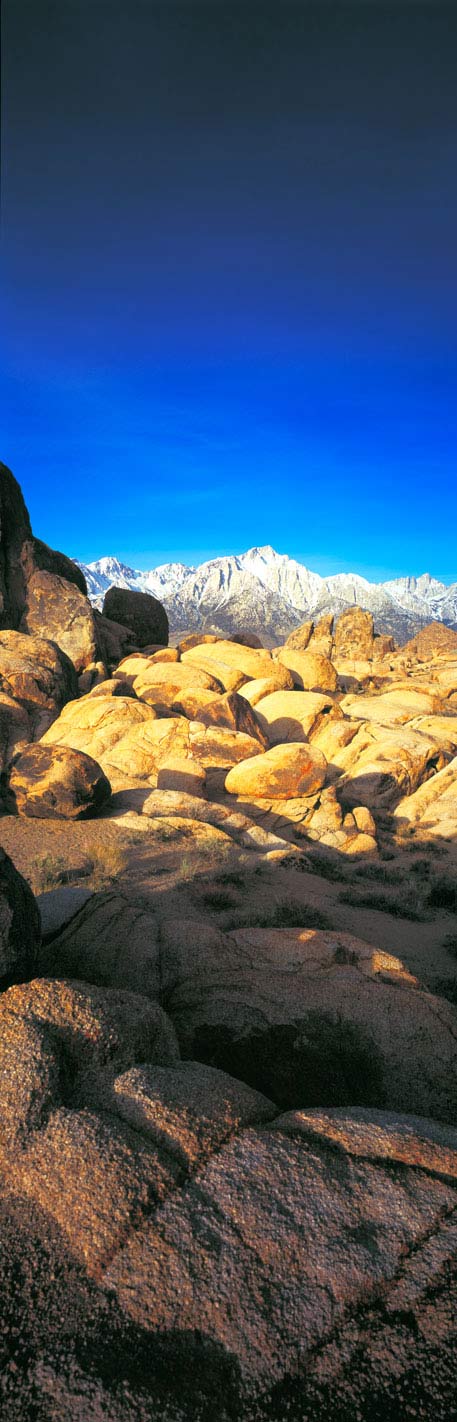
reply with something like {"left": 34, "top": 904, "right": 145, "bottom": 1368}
{"left": 75, "top": 546, "right": 457, "bottom": 646}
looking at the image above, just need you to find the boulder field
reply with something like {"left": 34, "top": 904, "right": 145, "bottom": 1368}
{"left": 0, "top": 465, "right": 457, "bottom": 1418}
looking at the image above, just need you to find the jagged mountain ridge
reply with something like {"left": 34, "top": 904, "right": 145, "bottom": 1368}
{"left": 75, "top": 545, "right": 457, "bottom": 644}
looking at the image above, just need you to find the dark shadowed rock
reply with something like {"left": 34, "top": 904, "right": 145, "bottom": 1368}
{"left": 0, "top": 845, "right": 40, "bottom": 985}
{"left": 160, "top": 922, "right": 457, "bottom": 1123}
{"left": 0, "top": 461, "right": 33, "bottom": 629}
{"left": 25, "top": 538, "right": 88, "bottom": 596}
{"left": 93, "top": 608, "right": 136, "bottom": 668}
{"left": 38, "top": 888, "right": 162, "bottom": 997}
{"left": 103, "top": 586, "right": 169, "bottom": 649}
{"left": 9, "top": 742, "right": 111, "bottom": 820}
{"left": 104, "top": 1109, "right": 457, "bottom": 1411}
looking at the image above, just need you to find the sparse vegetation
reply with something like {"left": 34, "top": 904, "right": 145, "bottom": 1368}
{"left": 29, "top": 853, "right": 76, "bottom": 894}
{"left": 338, "top": 885, "right": 430, "bottom": 921}
{"left": 426, "top": 874, "right": 457, "bottom": 912}
{"left": 89, "top": 843, "right": 127, "bottom": 890}
{"left": 240, "top": 898, "right": 334, "bottom": 931}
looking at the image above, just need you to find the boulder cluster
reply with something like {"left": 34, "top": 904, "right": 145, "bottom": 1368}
{"left": 1, "top": 461, "right": 457, "bottom": 1420}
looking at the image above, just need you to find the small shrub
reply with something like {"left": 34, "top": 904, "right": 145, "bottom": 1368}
{"left": 339, "top": 886, "right": 429, "bottom": 921}
{"left": 243, "top": 899, "right": 334, "bottom": 931}
{"left": 426, "top": 875, "right": 457, "bottom": 912}
{"left": 29, "top": 854, "right": 71, "bottom": 894}
{"left": 90, "top": 843, "right": 127, "bottom": 890}
{"left": 353, "top": 862, "right": 405, "bottom": 885}
{"left": 202, "top": 888, "right": 239, "bottom": 911}
{"left": 306, "top": 851, "right": 348, "bottom": 884}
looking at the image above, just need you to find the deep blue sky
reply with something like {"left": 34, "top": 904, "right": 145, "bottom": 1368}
{"left": 2, "top": 1, "right": 457, "bottom": 580}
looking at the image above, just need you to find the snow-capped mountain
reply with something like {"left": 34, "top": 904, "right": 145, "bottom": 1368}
{"left": 75, "top": 546, "right": 457, "bottom": 645}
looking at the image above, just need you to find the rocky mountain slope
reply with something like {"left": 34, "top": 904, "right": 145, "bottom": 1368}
{"left": 76, "top": 546, "right": 457, "bottom": 644}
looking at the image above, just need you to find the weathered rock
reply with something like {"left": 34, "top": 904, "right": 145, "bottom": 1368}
{"left": 26, "top": 537, "right": 87, "bottom": 595}
{"left": 332, "top": 721, "right": 452, "bottom": 808}
{"left": 9, "top": 743, "right": 111, "bottom": 820}
{"left": 103, "top": 586, "right": 169, "bottom": 648}
{"left": 194, "top": 691, "right": 268, "bottom": 746}
{"left": 284, "top": 618, "right": 314, "bottom": 650}
{"left": 37, "top": 886, "right": 93, "bottom": 942}
{"left": 181, "top": 639, "right": 274, "bottom": 683}
{"left": 112, "top": 1061, "right": 276, "bottom": 1169}
{"left": 0, "top": 845, "right": 40, "bottom": 985}
{"left": 103, "top": 1108, "right": 457, "bottom": 1409}
{"left": 177, "top": 632, "right": 220, "bottom": 653}
{"left": 238, "top": 667, "right": 295, "bottom": 705}
{"left": 402, "top": 621, "right": 457, "bottom": 662}
{"left": 352, "top": 804, "right": 376, "bottom": 835}
{"left": 0, "top": 977, "right": 180, "bottom": 1274}
{"left": 86, "top": 676, "right": 137, "bottom": 698}
{"left": 340, "top": 830, "right": 378, "bottom": 855}
{"left": 188, "top": 720, "right": 266, "bottom": 769}
{"left": 150, "top": 647, "right": 179, "bottom": 662}
{"left": 0, "top": 461, "right": 34, "bottom": 628}
{"left": 254, "top": 689, "right": 342, "bottom": 744}
{"left": 38, "top": 889, "right": 162, "bottom": 997}
{"left": 334, "top": 605, "right": 375, "bottom": 660}
{"left": 93, "top": 609, "right": 136, "bottom": 668}
{"left": 0, "top": 629, "right": 78, "bottom": 753}
{"left": 124, "top": 657, "right": 221, "bottom": 696}
{"left": 171, "top": 686, "right": 224, "bottom": 719}
{"left": 393, "top": 753, "right": 457, "bottom": 833}
{"left": 341, "top": 686, "right": 443, "bottom": 725}
{"left": 231, "top": 631, "right": 264, "bottom": 649}
{"left": 225, "top": 742, "right": 327, "bottom": 798}
{"left": 22, "top": 570, "right": 104, "bottom": 674}
{"left": 0, "top": 978, "right": 179, "bottom": 1108}
{"left": 276, "top": 647, "right": 338, "bottom": 692}
{"left": 156, "top": 757, "right": 207, "bottom": 796}
{"left": 40, "top": 694, "right": 192, "bottom": 787}
{"left": 162, "top": 922, "right": 457, "bottom": 1123}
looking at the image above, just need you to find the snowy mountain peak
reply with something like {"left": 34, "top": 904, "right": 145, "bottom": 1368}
{"left": 75, "top": 546, "right": 457, "bottom": 645}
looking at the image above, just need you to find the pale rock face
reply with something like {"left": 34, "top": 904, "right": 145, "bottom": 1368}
{"left": 181, "top": 639, "right": 274, "bottom": 682}
{"left": 254, "top": 689, "right": 342, "bottom": 744}
{"left": 276, "top": 647, "right": 338, "bottom": 692}
{"left": 225, "top": 742, "right": 327, "bottom": 798}
{"left": 340, "top": 687, "right": 444, "bottom": 725}
{"left": 237, "top": 668, "right": 295, "bottom": 705}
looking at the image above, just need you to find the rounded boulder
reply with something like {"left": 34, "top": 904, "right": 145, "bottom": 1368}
{"left": 103, "top": 586, "right": 169, "bottom": 649}
{"left": 9, "top": 742, "right": 111, "bottom": 819}
{"left": 225, "top": 742, "right": 327, "bottom": 798}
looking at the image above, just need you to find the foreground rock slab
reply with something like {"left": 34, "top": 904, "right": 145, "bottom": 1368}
{"left": 104, "top": 1108, "right": 457, "bottom": 1409}
{"left": 0, "top": 845, "right": 40, "bottom": 985}
{"left": 161, "top": 922, "right": 457, "bottom": 1123}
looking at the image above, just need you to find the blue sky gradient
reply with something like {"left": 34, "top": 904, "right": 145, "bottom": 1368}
{"left": 2, "top": 2, "right": 456, "bottom": 581}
